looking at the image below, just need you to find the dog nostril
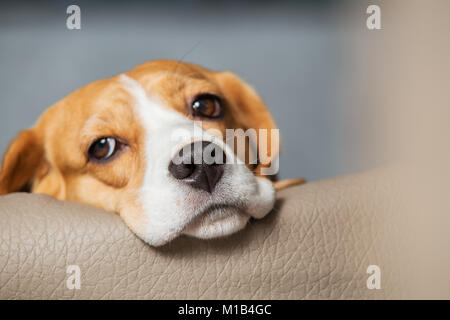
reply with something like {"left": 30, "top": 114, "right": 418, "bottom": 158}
{"left": 168, "top": 141, "right": 226, "bottom": 193}
{"left": 168, "top": 162, "right": 195, "bottom": 180}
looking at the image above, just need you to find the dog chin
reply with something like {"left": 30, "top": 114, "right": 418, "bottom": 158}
{"left": 182, "top": 205, "right": 250, "bottom": 239}
{"left": 132, "top": 175, "right": 276, "bottom": 247}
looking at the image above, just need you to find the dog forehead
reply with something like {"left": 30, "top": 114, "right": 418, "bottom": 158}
{"left": 118, "top": 74, "right": 192, "bottom": 133}
{"left": 45, "top": 60, "right": 219, "bottom": 124}
{"left": 124, "top": 61, "right": 222, "bottom": 103}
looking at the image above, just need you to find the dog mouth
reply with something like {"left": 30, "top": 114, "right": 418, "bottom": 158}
{"left": 180, "top": 176, "right": 276, "bottom": 240}
{"left": 130, "top": 173, "right": 275, "bottom": 246}
{"left": 182, "top": 204, "right": 250, "bottom": 239}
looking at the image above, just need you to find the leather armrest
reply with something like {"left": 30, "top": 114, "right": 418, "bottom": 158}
{"left": 0, "top": 169, "right": 448, "bottom": 299}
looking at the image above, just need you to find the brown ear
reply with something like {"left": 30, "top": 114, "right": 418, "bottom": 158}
{"left": 215, "top": 71, "right": 280, "bottom": 178}
{"left": 0, "top": 129, "right": 44, "bottom": 194}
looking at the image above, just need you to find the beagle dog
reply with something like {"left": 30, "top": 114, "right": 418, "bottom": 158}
{"left": 0, "top": 60, "right": 303, "bottom": 246}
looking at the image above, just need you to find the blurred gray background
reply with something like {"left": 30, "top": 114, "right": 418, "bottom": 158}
{"left": 0, "top": 0, "right": 383, "bottom": 180}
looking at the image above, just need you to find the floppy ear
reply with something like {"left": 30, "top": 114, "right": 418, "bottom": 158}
{"left": 0, "top": 129, "right": 44, "bottom": 194}
{"left": 215, "top": 71, "right": 280, "bottom": 178}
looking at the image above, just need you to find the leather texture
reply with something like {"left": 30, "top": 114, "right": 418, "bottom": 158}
{"left": 0, "top": 169, "right": 449, "bottom": 299}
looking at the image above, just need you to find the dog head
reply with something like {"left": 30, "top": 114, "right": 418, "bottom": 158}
{"left": 0, "top": 60, "right": 280, "bottom": 246}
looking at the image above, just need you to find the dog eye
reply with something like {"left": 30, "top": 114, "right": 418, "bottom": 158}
{"left": 88, "top": 137, "right": 119, "bottom": 162}
{"left": 191, "top": 94, "right": 223, "bottom": 119}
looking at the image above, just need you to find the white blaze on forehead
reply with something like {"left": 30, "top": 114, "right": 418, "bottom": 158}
{"left": 117, "top": 74, "right": 275, "bottom": 246}
{"left": 119, "top": 74, "right": 188, "bottom": 131}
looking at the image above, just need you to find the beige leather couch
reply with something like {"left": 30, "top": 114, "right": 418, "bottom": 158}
{"left": 1, "top": 169, "right": 449, "bottom": 299}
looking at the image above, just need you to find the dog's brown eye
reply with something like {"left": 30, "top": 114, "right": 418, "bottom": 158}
{"left": 191, "top": 95, "right": 223, "bottom": 118}
{"left": 88, "top": 137, "right": 118, "bottom": 161}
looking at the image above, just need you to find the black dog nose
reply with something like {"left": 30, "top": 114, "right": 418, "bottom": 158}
{"left": 168, "top": 141, "right": 226, "bottom": 193}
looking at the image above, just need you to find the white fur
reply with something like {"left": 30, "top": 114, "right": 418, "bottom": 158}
{"left": 119, "top": 74, "right": 275, "bottom": 246}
